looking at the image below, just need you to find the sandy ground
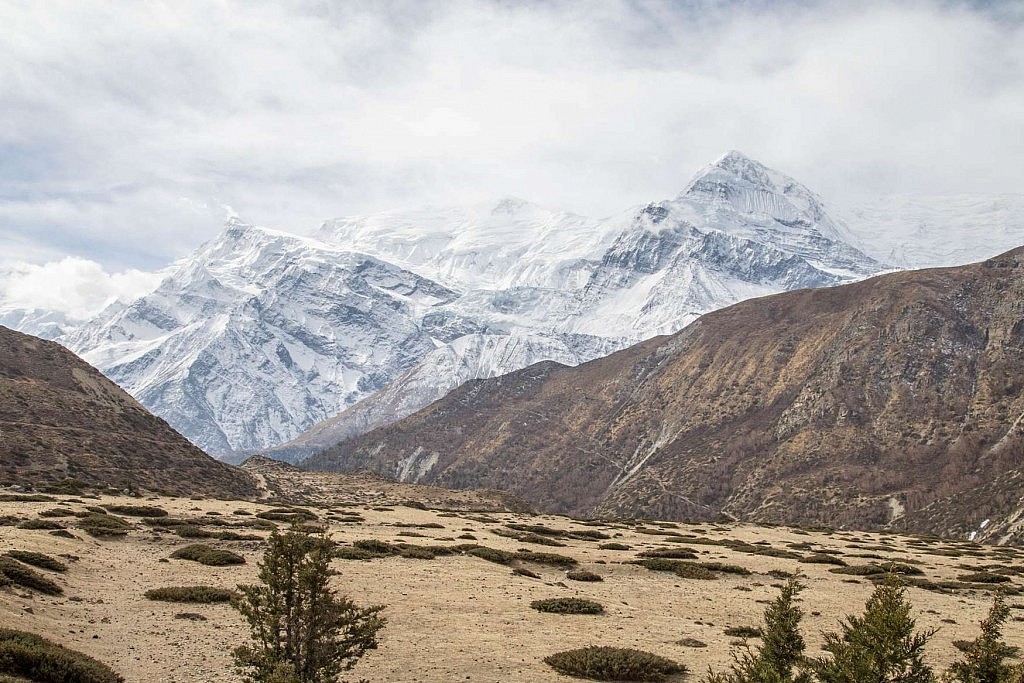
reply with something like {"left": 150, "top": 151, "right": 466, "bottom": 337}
{"left": 2, "top": 488, "right": 1023, "bottom": 682}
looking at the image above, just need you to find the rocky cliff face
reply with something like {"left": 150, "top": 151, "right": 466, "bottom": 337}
{"left": 306, "top": 248, "right": 1024, "bottom": 542}
{"left": 0, "top": 325, "right": 255, "bottom": 498}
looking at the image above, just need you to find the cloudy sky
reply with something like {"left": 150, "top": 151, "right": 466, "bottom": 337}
{"left": 2, "top": 0, "right": 1023, "bottom": 318}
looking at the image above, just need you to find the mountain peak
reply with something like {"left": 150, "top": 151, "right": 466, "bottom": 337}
{"left": 685, "top": 150, "right": 778, "bottom": 194}
{"left": 489, "top": 196, "right": 533, "bottom": 216}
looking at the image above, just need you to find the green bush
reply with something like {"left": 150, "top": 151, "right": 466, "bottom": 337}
{"left": 255, "top": 508, "right": 317, "bottom": 524}
{"left": 0, "top": 557, "right": 62, "bottom": 595}
{"left": 16, "top": 519, "right": 65, "bottom": 530}
{"left": 0, "top": 628, "right": 122, "bottom": 682}
{"left": 799, "top": 554, "right": 848, "bottom": 566}
{"left": 675, "top": 563, "right": 717, "bottom": 580}
{"left": 829, "top": 564, "right": 887, "bottom": 577}
{"left": 333, "top": 547, "right": 383, "bottom": 561}
{"left": 352, "top": 539, "right": 400, "bottom": 556}
{"left": 76, "top": 513, "right": 130, "bottom": 538}
{"left": 517, "top": 551, "right": 578, "bottom": 568}
{"left": 599, "top": 543, "right": 631, "bottom": 551}
{"left": 37, "top": 508, "right": 76, "bottom": 518}
{"left": 638, "top": 548, "right": 698, "bottom": 560}
{"left": 2, "top": 551, "right": 66, "bottom": 573}
{"left": 699, "top": 562, "right": 751, "bottom": 576}
{"left": 468, "top": 547, "right": 516, "bottom": 565}
{"left": 567, "top": 569, "right": 603, "bottom": 582}
{"left": 104, "top": 505, "right": 168, "bottom": 518}
{"left": 170, "top": 544, "right": 245, "bottom": 566}
{"left": 958, "top": 572, "right": 1013, "bottom": 584}
{"left": 724, "top": 626, "right": 763, "bottom": 639}
{"left": 544, "top": 646, "right": 685, "bottom": 681}
{"left": 144, "top": 586, "right": 237, "bottom": 603}
{"left": 531, "top": 598, "right": 604, "bottom": 614}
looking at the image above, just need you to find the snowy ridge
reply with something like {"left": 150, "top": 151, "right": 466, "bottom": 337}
{"left": 54, "top": 152, "right": 887, "bottom": 457}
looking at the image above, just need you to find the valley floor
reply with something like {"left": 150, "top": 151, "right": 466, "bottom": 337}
{"left": 1, "top": 484, "right": 1022, "bottom": 682}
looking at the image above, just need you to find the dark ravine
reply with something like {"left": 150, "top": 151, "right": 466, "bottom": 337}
{"left": 305, "top": 248, "right": 1024, "bottom": 543}
{"left": 0, "top": 325, "right": 257, "bottom": 498}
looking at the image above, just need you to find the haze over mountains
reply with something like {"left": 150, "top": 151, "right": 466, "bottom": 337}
{"left": 308, "top": 248, "right": 1024, "bottom": 543}
{"left": 3, "top": 152, "right": 1023, "bottom": 463}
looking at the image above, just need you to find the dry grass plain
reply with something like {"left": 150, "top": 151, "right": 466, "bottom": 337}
{"left": 2, "top": 476, "right": 1024, "bottom": 682}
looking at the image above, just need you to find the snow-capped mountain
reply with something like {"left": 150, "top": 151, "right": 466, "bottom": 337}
{"left": 56, "top": 151, "right": 885, "bottom": 458}
{"left": 837, "top": 193, "right": 1024, "bottom": 269}
{"left": 63, "top": 220, "right": 455, "bottom": 453}
{"left": 266, "top": 151, "right": 883, "bottom": 460}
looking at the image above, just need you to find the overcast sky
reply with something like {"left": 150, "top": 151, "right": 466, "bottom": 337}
{"left": 2, "top": 0, "right": 1023, "bottom": 318}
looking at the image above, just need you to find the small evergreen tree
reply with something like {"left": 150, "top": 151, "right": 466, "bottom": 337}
{"left": 704, "top": 577, "right": 813, "bottom": 683}
{"left": 812, "top": 576, "right": 936, "bottom": 683}
{"left": 233, "top": 529, "right": 385, "bottom": 683}
{"left": 945, "top": 594, "right": 1020, "bottom": 683}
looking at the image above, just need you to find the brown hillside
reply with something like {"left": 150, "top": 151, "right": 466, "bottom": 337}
{"left": 0, "top": 325, "right": 256, "bottom": 498}
{"left": 306, "top": 248, "right": 1024, "bottom": 542}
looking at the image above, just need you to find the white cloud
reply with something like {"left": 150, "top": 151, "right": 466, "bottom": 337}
{"left": 0, "top": 257, "right": 164, "bottom": 320}
{"left": 0, "top": 0, "right": 1021, "bottom": 280}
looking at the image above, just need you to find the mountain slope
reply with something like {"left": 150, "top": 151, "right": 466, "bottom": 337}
{"left": 306, "top": 248, "right": 1024, "bottom": 541}
{"left": 0, "top": 325, "right": 255, "bottom": 497}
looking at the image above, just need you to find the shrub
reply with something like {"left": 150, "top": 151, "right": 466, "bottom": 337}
{"left": 829, "top": 565, "right": 887, "bottom": 577}
{"left": 599, "top": 543, "right": 631, "bottom": 551}
{"left": 799, "top": 554, "right": 847, "bottom": 566}
{"left": 810, "top": 577, "right": 936, "bottom": 682}
{"left": 170, "top": 544, "right": 245, "bottom": 566}
{"left": 517, "top": 551, "right": 578, "bottom": 568}
{"left": 544, "top": 646, "right": 685, "bottom": 681}
{"left": 724, "top": 626, "right": 763, "bottom": 639}
{"left": 638, "top": 548, "right": 698, "bottom": 560}
{"left": 635, "top": 558, "right": 690, "bottom": 573}
{"left": 233, "top": 529, "right": 385, "bottom": 683}
{"left": 567, "top": 569, "right": 603, "bottom": 582}
{"left": 468, "top": 547, "right": 516, "bottom": 565}
{"left": 0, "top": 557, "right": 62, "bottom": 595}
{"left": 104, "top": 505, "right": 168, "bottom": 518}
{"left": 16, "top": 519, "right": 65, "bottom": 530}
{"left": 333, "top": 547, "right": 383, "bottom": 561}
{"left": 675, "top": 563, "right": 717, "bottom": 580}
{"left": 255, "top": 508, "right": 318, "bottom": 524}
{"left": 958, "top": 572, "right": 1013, "bottom": 584}
{"left": 352, "top": 539, "right": 400, "bottom": 556}
{"left": 76, "top": 513, "right": 130, "bottom": 538}
{"left": 531, "top": 598, "right": 604, "bottom": 614}
{"left": 2, "top": 551, "right": 66, "bottom": 573}
{"left": 700, "top": 562, "right": 751, "bottom": 576}
{"left": 399, "top": 546, "right": 436, "bottom": 560}
{"left": 37, "top": 508, "right": 76, "bottom": 518}
{"left": 0, "top": 628, "right": 122, "bottom": 682}
{"left": 144, "top": 586, "right": 237, "bottom": 603}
